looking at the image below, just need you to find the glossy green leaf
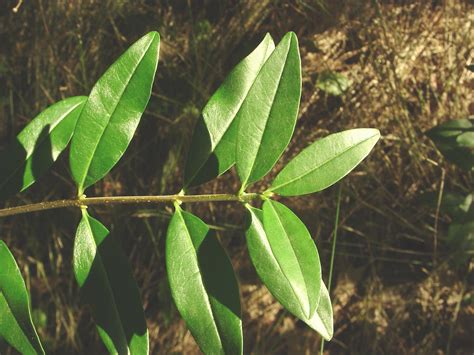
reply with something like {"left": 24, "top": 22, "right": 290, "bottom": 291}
{"left": 166, "top": 207, "right": 242, "bottom": 354}
{"left": 0, "top": 96, "right": 86, "bottom": 200}
{"left": 269, "top": 128, "right": 380, "bottom": 196}
{"left": 236, "top": 32, "right": 301, "bottom": 187}
{"left": 246, "top": 206, "right": 327, "bottom": 328}
{"left": 303, "top": 281, "right": 333, "bottom": 341}
{"left": 184, "top": 34, "right": 275, "bottom": 187}
{"left": 426, "top": 118, "right": 474, "bottom": 170}
{"left": 0, "top": 241, "right": 45, "bottom": 355}
{"left": 70, "top": 32, "right": 160, "bottom": 194}
{"left": 317, "top": 70, "right": 351, "bottom": 96}
{"left": 73, "top": 210, "right": 148, "bottom": 354}
{"left": 262, "top": 199, "right": 321, "bottom": 318}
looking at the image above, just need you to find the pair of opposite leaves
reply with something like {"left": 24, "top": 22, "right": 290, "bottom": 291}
{"left": 0, "top": 32, "right": 160, "bottom": 355}
{"left": 184, "top": 32, "right": 379, "bottom": 196}
{"left": 166, "top": 199, "right": 334, "bottom": 355}
{"left": 166, "top": 32, "right": 380, "bottom": 354}
{"left": 0, "top": 32, "right": 160, "bottom": 200}
{"left": 0, "top": 30, "right": 379, "bottom": 355}
{"left": 0, "top": 214, "right": 148, "bottom": 355}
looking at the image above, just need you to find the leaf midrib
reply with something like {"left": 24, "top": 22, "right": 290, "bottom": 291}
{"left": 188, "top": 39, "right": 274, "bottom": 186}
{"left": 243, "top": 39, "right": 292, "bottom": 187}
{"left": 266, "top": 202, "right": 310, "bottom": 317}
{"left": 250, "top": 208, "right": 307, "bottom": 318}
{"left": 271, "top": 133, "right": 378, "bottom": 192}
{"left": 177, "top": 210, "right": 224, "bottom": 351}
{"left": 207, "top": 40, "right": 272, "bottom": 148}
{"left": 79, "top": 34, "right": 156, "bottom": 190}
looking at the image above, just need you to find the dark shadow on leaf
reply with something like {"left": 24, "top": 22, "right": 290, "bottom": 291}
{"left": 31, "top": 125, "right": 54, "bottom": 181}
{"left": 0, "top": 138, "right": 27, "bottom": 202}
{"left": 80, "top": 231, "right": 147, "bottom": 353}
{"left": 197, "top": 230, "right": 241, "bottom": 318}
{"left": 184, "top": 116, "right": 219, "bottom": 187}
{"left": 426, "top": 119, "right": 474, "bottom": 170}
{"left": 0, "top": 125, "right": 53, "bottom": 202}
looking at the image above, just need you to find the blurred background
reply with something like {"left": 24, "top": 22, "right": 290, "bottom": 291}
{"left": 0, "top": 0, "right": 472, "bottom": 353}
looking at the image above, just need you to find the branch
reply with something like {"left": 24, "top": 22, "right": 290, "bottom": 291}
{"left": 0, "top": 193, "right": 260, "bottom": 218}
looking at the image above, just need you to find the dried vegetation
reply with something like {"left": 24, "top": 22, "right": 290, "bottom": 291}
{"left": 0, "top": 0, "right": 472, "bottom": 353}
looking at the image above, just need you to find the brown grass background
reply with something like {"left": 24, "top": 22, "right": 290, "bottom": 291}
{"left": 0, "top": 0, "right": 473, "bottom": 354}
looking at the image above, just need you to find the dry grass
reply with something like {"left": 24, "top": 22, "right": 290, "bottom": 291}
{"left": 0, "top": 0, "right": 472, "bottom": 354}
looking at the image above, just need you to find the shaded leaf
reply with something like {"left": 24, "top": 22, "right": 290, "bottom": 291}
{"left": 420, "top": 191, "right": 472, "bottom": 221}
{"left": 73, "top": 211, "right": 148, "bottom": 354}
{"left": 426, "top": 118, "right": 474, "bottom": 170}
{"left": 236, "top": 32, "right": 301, "bottom": 187}
{"left": 184, "top": 34, "right": 275, "bottom": 187}
{"left": 317, "top": 70, "right": 350, "bottom": 96}
{"left": 448, "top": 220, "right": 474, "bottom": 251}
{"left": 0, "top": 96, "right": 86, "bottom": 200}
{"left": 70, "top": 32, "right": 160, "bottom": 193}
{"left": 447, "top": 205, "right": 474, "bottom": 265}
{"left": 0, "top": 240, "right": 45, "bottom": 355}
{"left": 269, "top": 128, "right": 380, "bottom": 196}
{"left": 166, "top": 207, "right": 242, "bottom": 355}
{"left": 262, "top": 199, "right": 321, "bottom": 317}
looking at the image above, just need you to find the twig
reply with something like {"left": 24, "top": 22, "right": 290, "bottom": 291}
{"left": 0, "top": 193, "right": 260, "bottom": 218}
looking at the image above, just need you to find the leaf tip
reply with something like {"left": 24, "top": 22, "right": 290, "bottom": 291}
{"left": 145, "top": 30, "right": 160, "bottom": 40}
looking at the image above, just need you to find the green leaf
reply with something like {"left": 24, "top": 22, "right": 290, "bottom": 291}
{"left": 420, "top": 192, "right": 472, "bottom": 221}
{"left": 73, "top": 211, "right": 148, "bottom": 354}
{"left": 184, "top": 34, "right": 275, "bottom": 187}
{"left": 246, "top": 206, "right": 332, "bottom": 339}
{"left": 303, "top": 281, "right": 333, "bottom": 341}
{"left": 0, "top": 241, "right": 45, "bottom": 355}
{"left": 0, "top": 96, "right": 86, "bottom": 200}
{"left": 262, "top": 199, "right": 321, "bottom": 318}
{"left": 166, "top": 207, "right": 242, "bottom": 354}
{"left": 70, "top": 32, "right": 160, "bottom": 194}
{"left": 269, "top": 128, "right": 380, "bottom": 196}
{"left": 316, "top": 70, "right": 351, "bottom": 96}
{"left": 426, "top": 119, "right": 474, "bottom": 170}
{"left": 448, "top": 220, "right": 474, "bottom": 252}
{"left": 236, "top": 32, "right": 301, "bottom": 188}
{"left": 245, "top": 206, "right": 325, "bottom": 325}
